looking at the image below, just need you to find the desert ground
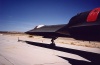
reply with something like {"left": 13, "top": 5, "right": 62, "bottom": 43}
{"left": 0, "top": 34, "right": 100, "bottom": 65}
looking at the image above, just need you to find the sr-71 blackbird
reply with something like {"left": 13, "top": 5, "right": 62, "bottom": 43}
{"left": 25, "top": 7, "right": 100, "bottom": 45}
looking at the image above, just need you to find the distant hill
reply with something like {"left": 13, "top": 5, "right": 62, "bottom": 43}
{"left": 0, "top": 31, "right": 25, "bottom": 34}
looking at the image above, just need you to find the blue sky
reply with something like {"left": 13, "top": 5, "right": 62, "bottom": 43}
{"left": 0, "top": 0, "right": 100, "bottom": 32}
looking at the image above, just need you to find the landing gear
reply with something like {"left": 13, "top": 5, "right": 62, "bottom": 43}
{"left": 50, "top": 37, "right": 57, "bottom": 47}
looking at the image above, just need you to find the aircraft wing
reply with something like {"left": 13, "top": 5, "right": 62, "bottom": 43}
{"left": 25, "top": 24, "right": 70, "bottom": 38}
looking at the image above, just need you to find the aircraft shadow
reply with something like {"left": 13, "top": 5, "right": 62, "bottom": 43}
{"left": 24, "top": 41, "right": 100, "bottom": 65}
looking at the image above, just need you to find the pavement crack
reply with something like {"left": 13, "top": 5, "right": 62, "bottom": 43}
{"left": 0, "top": 53, "right": 14, "bottom": 65}
{"left": 34, "top": 62, "right": 64, "bottom": 65}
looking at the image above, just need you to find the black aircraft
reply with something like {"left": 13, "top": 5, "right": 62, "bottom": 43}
{"left": 25, "top": 7, "right": 100, "bottom": 45}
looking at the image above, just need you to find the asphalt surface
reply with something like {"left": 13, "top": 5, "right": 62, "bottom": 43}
{"left": 0, "top": 35, "right": 100, "bottom": 65}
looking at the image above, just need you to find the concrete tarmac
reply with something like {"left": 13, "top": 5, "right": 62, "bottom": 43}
{"left": 0, "top": 35, "right": 100, "bottom": 65}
